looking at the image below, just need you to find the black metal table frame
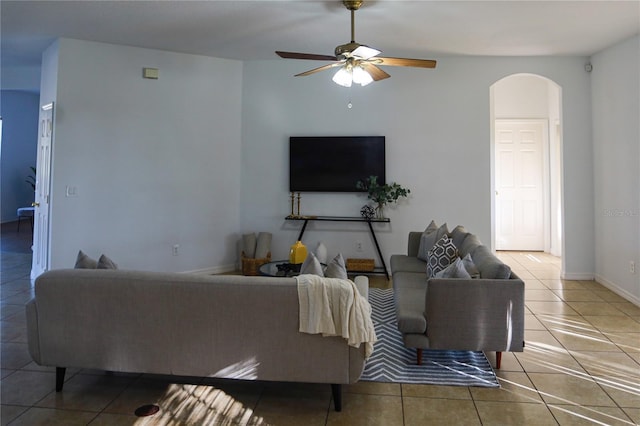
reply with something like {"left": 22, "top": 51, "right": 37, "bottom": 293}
{"left": 285, "top": 215, "right": 390, "bottom": 279}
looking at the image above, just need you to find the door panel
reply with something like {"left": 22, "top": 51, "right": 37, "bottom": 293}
{"left": 495, "top": 120, "right": 545, "bottom": 251}
{"left": 32, "top": 103, "right": 53, "bottom": 278}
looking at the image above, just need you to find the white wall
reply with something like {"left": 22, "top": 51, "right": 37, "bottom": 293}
{"left": 0, "top": 65, "right": 41, "bottom": 92}
{"left": 493, "top": 74, "right": 550, "bottom": 119}
{"left": 41, "top": 39, "right": 243, "bottom": 273}
{"left": 591, "top": 35, "right": 640, "bottom": 304}
{"left": 241, "top": 56, "right": 595, "bottom": 277}
{"left": 0, "top": 90, "right": 39, "bottom": 222}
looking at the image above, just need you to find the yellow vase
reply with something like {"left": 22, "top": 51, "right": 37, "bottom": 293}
{"left": 289, "top": 241, "right": 308, "bottom": 264}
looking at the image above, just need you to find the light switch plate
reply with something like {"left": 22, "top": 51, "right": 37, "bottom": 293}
{"left": 143, "top": 67, "right": 159, "bottom": 79}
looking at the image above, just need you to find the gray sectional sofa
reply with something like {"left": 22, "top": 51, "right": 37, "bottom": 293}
{"left": 26, "top": 269, "right": 370, "bottom": 411}
{"left": 390, "top": 224, "right": 525, "bottom": 368}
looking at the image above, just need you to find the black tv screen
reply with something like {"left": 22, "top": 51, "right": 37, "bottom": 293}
{"left": 289, "top": 136, "right": 385, "bottom": 192}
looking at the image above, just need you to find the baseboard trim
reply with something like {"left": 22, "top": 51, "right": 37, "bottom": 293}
{"left": 594, "top": 274, "right": 640, "bottom": 306}
{"left": 183, "top": 264, "right": 237, "bottom": 276}
{"left": 561, "top": 272, "right": 594, "bottom": 280}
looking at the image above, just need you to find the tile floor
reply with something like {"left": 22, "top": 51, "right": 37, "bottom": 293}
{"left": 1, "top": 221, "right": 639, "bottom": 425}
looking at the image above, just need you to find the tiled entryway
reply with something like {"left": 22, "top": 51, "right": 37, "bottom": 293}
{"left": 2, "top": 223, "right": 638, "bottom": 425}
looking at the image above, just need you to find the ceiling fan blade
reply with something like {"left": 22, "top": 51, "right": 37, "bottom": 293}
{"left": 294, "top": 62, "right": 343, "bottom": 77}
{"left": 352, "top": 45, "right": 381, "bottom": 60}
{"left": 362, "top": 63, "right": 390, "bottom": 81}
{"left": 376, "top": 57, "right": 437, "bottom": 68}
{"left": 276, "top": 51, "right": 337, "bottom": 61}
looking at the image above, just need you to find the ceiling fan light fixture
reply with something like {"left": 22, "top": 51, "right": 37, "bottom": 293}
{"left": 352, "top": 65, "right": 373, "bottom": 86}
{"left": 332, "top": 67, "right": 353, "bottom": 87}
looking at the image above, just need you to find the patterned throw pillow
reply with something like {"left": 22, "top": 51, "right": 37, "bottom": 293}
{"left": 426, "top": 234, "right": 459, "bottom": 278}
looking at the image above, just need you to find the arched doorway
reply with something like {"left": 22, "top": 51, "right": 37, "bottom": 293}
{"left": 490, "top": 74, "right": 563, "bottom": 257}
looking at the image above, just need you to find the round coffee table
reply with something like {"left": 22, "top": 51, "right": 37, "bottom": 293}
{"left": 258, "top": 261, "right": 302, "bottom": 277}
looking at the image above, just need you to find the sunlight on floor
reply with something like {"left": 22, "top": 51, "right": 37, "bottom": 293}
{"left": 133, "top": 383, "right": 264, "bottom": 425}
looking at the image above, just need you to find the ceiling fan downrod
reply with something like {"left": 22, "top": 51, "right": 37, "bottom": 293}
{"left": 344, "top": 0, "right": 362, "bottom": 43}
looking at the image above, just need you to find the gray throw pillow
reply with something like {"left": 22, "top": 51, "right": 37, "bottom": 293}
{"left": 459, "top": 233, "right": 482, "bottom": 258}
{"left": 97, "top": 254, "right": 118, "bottom": 269}
{"left": 325, "top": 253, "right": 348, "bottom": 279}
{"left": 461, "top": 253, "right": 481, "bottom": 278}
{"left": 434, "top": 257, "right": 471, "bottom": 279}
{"left": 314, "top": 242, "right": 328, "bottom": 265}
{"left": 450, "top": 225, "right": 470, "bottom": 250}
{"left": 75, "top": 250, "right": 97, "bottom": 269}
{"left": 417, "top": 222, "right": 449, "bottom": 261}
{"left": 426, "top": 234, "right": 458, "bottom": 278}
{"left": 300, "top": 252, "right": 324, "bottom": 276}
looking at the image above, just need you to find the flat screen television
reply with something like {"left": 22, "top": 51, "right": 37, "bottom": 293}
{"left": 289, "top": 136, "right": 385, "bottom": 192}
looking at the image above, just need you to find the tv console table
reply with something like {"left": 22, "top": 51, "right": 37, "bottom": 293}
{"left": 285, "top": 215, "right": 390, "bottom": 279}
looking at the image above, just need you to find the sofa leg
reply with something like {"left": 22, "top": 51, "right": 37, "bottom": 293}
{"left": 496, "top": 352, "right": 502, "bottom": 369}
{"left": 56, "top": 367, "right": 66, "bottom": 392}
{"left": 416, "top": 348, "right": 423, "bottom": 365}
{"left": 331, "top": 384, "right": 342, "bottom": 412}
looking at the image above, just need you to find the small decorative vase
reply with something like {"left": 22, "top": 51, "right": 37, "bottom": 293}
{"left": 375, "top": 203, "right": 385, "bottom": 219}
{"left": 289, "top": 240, "right": 308, "bottom": 264}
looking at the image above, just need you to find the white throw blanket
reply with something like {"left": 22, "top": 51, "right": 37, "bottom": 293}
{"left": 296, "top": 274, "right": 377, "bottom": 358}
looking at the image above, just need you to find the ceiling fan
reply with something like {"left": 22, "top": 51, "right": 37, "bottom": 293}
{"left": 276, "top": 0, "right": 436, "bottom": 87}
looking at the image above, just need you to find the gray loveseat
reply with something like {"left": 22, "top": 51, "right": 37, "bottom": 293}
{"left": 390, "top": 225, "right": 525, "bottom": 368}
{"left": 26, "top": 269, "right": 370, "bottom": 411}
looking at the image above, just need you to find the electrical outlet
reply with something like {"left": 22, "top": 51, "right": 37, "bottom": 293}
{"left": 172, "top": 244, "right": 180, "bottom": 256}
{"left": 631, "top": 261, "right": 636, "bottom": 274}
{"left": 355, "top": 241, "right": 363, "bottom": 252}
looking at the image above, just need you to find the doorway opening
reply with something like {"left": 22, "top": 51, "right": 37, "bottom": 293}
{"left": 490, "top": 74, "right": 563, "bottom": 260}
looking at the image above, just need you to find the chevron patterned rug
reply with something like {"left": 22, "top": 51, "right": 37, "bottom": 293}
{"left": 360, "top": 288, "right": 500, "bottom": 387}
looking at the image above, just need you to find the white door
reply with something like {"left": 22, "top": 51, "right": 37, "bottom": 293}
{"left": 31, "top": 103, "right": 54, "bottom": 279}
{"left": 495, "top": 119, "right": 546, "bottom": 251}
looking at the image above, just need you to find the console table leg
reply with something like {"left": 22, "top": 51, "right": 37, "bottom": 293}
{"left": 297, "top": 219, "right": 309, "bottom": 241}
{"left": 367, "top": 221, "right": 389, "bottom": 279}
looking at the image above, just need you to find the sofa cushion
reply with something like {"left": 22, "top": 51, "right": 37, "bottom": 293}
{"left": 75, "top": 250, "right": 97, "bottom": 269}
{"left": 390, "top": 255, "right": 426, "bottom": 274}
{"left": 458, "top": 233, "right": 482, "bottom": 258}
{"left": 393, "top": 278, "right": 428, "bottom": 333}
{"left": 434, "top": 257, "right": 471, "bottom": 279}
{"left": 417, "top": 222, "right": 448, "bottom": 261}
{"left": 325, "top": 253, "right": 348, "bottom": 279}
{"left": 426, "top": 235, "right": 458, "bottom": 278}
{"left": 471, "top": 245, "right": 512, "bottom": 279}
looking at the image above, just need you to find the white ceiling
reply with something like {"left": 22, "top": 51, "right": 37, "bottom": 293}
{"left": 2, "top": 0, "right": 639, "bottom": 68}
